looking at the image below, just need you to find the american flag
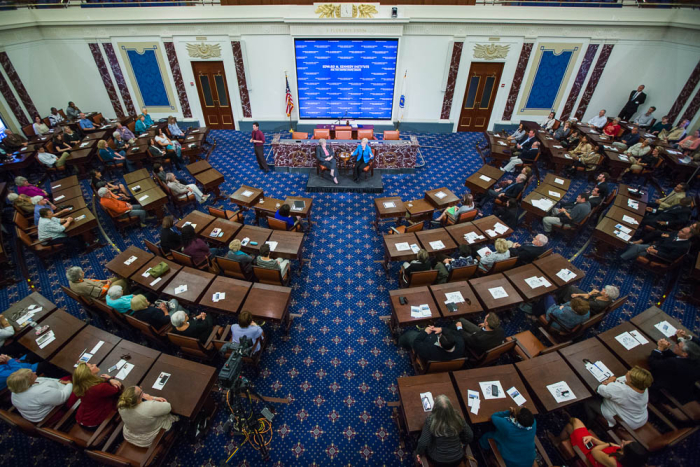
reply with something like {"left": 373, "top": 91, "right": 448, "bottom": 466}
{"left": 285, "top": 76, "right": 295, "bottom": 117}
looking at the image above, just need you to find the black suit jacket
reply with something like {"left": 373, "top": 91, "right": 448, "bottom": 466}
{"left": 654, "top": 235, "right": 690, "bottom": 262}
{"left": 509, "top": 244, "right": 546, "bottom": 266}
{"left": 450, "top": 324, "right": 505, "bottom": 355}
{"left": 655, "top": 205, "right": 692, "bottom": 225}
{"left": 494, "top": 205, "right": 518, "bottom": 229}
{"left": 519, "top": 137, "right": 536, "bottom": 151}
{"left": 315, "top": 145, "right": 335, "bottom": 163}
{"left": 132, "top": 306, "right": 170, "bottom": 329}
{"left": 503, "top": 181, "right": 524, "bottom": 198}
{"left": 649, "top": 337, "right": 700, "bottom": 404}
{"left": 412, "top": 329, "right": 466, "bottom": 362}
{"left": 160, "top": 228, "right": 182, "bottom": 253}
{"left": 596, "top": 181, "right": 610, "bottom": 197}
{"left": 624, "top": 90, "right": 646, "bottom": 111}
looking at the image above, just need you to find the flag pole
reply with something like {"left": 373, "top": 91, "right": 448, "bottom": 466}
{"left": 285, "top": 72, "right": 293, "bottom": 133}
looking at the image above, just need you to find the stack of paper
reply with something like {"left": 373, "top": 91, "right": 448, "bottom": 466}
{"left": 622, "top": 215, "right": 639, "bottom": 225}
{"left": 266, "top": 241, "right": 278, "bottom": 252}
{"left": 420, "top": 392, "right": 434, "bottom": 412}
{"left": 614, "top": 230, "right": 632, "bottom": 242}
{"left": 585, "top": 361, "right": 614, "bottom": 382}
{"left": 464, "top": 232, "right": 480, "bottom": 244}
{"left": 556, "top": 268, "right": 577, "bottom": 282}
{"left": 394, "top": 242, "right": 410, "bottom": 252}
{"left": 383, "top": 201, "right": 396, "bottom": 209}
{"left": 532, "top": 198, "right": 554, "bottom": 212}
{"left": 615, "top": 331, "right": 648, "bottom": 350}
{"left": 489, "top": 287, "right": 508, "bottom": 299}
{"left": 241, "top": 190, "right": 254, "bottom": 197}
{"left": 36, "top": 331, "right": 56, "bottom": 349}
{"left": 444, "top": 291, "right": 465, "bottom": 303}
{"left": 524, "top": 276, "right": 551, "bottom": 289}
{"left": 435, "top": 191, "right": 447, "bottom": 199}
{"left": 547, "top": 381, "right": 576, "bottom": 403}
{"left": 212, "top": 292, "right": 226, "bottom": 303}
{"left": 494, "top": 223, "right": 509, "bottom": 234}
{"left": 479, "top": 175, "right": 492, "bottom": 182}
{"left": 410, "top": 244, "right": 421, "bottom": 254}
{"left": 485, "top": 229, "right": 498, "bottom": 237}
{"left": 429, "top": 240, "right": 445, "bottom": 250}
{"left": 410, "top": 304, "right": 432, "bottom": 318}
{"left": 627, "top": 199, "right": 639, "bottom": 209}
{"left": 654, "top": 320, "right": 677, "bottom": 338}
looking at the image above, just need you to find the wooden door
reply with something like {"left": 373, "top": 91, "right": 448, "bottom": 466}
{"left": 457, "top": 62, "right": 504, "bottom": 132}
{"left": 192, "top": 61, "right": 235, "bottom": 129}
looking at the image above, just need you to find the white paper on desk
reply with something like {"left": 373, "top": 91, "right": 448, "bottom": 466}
{"left": 187, "top": 136, "right": 194, "bottom": 140}
{"left": 548, "top": 190, "right": 561, "bottom": 198}
{"left": 138, "top": 195, "right": 149, "bottom": 202}
{"left": 53, "top": 184, "right": 61, "bottom": 189}
{"left": 532, "top": 198, "right": 554, "bottom": 212}
{"left": 383, "top": 201, "right": 396, "bottom": 209}
{"left": 124, "top": 255, "right": 138, "bottom": 265}
{"left": 142, "top": 268, "right": 153, "bottom": 277}
{"left": 266, "top": 241, "right": 278, "bottom": 252}
{"left": 479, "top": 175, "right": 492, "bottom": 182}
{"left": 493, "top": 223, "right": 508, "bottom": 234}
{"left": 37, "top": 331, "right": 55, "bottom": 349}
{"left": 445, "top": 292, "right": 465, "bottom": 304}
{"left": 394, "top": 242, "right": 410, "bottom": 252}
{"left": 668, "top": 149, "right": 682, "bottom": 155}
{"left": 627, "top": 199, "right": 639, "bottom": 209}
{"left": 564, "top": 153, "right": 572, "bottom": 159}
{"left": 419, "top": 304, "right": 431, "bottom": 317}
{"left": 15, "top": 314, "right": 33, "bottom": 326}
{"left": 497, "top": 141, "right": 507, "bottom": 146}
{"left": 75, "top": 214, "right": 86, "bottom": 222}
{"left": 470, "top": 399, "right": 480, "bottom": 415}
{"left": 507, "top": 387, "right": 527, "bottom": 406}
{"left": 644, "top": 133, "right": 654, "bottom": 138}
{"left": 615, "top": 332, "right": 640, "bottom": 350}
{"left": 489, "top": 287, "right": 508, "bottom": 300}
{"left": 553, "top": 145, "right": 563, "bottom": 149}
{"left": 467, "top": 390, "right": 479, "bottom": 407}
{"left": 241, "top": 190, "right": 254, "bottom": 197}
{"left": 54, "top": 195, "right": 65, "bottom": 201}
{"left": 212, "top": 292, "right": 226, "bottom": 303}
{"left": 556, "top": 268, "right": 576, "bottom": 283}
{"left": 480, "top": 381, "right": 506, "bottom": 400}
{"left": 586, "top": 361, "right": 614, "bottom": 382}
{"left": 429, "top": 240, "right": 445, "bottom": 250}
{"left": 410, "top": 244, "right": 420, "bottom": 254}
{"left": 152, "top": 372, "right": 171, "bottom": 390}
{"left": 477, "top": 246, "right": 492, "bottom": 258}
{"left": 547, "top": 381, "right": 576, "bottom": 403}
{"left": 654, "top": 320, "right": 677, "bottom": 338}
{"left": 464, "top": 232, "right": 480, "bottom": 244}
{"left": 614, "top": 230, "right": 632, "bottom": 242}
{"left": 554, "top": 178, "right": 565, "bottom": 185}
{"left": 420, "top": 392, "right": 434, "bottom": 412}
{"left": 174, "top": 284, "right": 188, "bottom": 295}
{"left": 622, "top": 215, "right": 639, "bottom": 225}
{"left": 115, "top": 362, "right": 134, "bottom": 380}
{"left": 150, "top": 277, "right": 162, "bottom": 287}
{"left": 630, "top": 330, "right": 649, "bottom": 345}
{"left": 410, "top": 306, "right": 431, "bottom": 318}
{"left": 485, "top": 229, "right": 498, "bottom": 237}
{"left": 80, "top": 142, "right": 89, "bottom": 148}
{"left": 435, "top": 191, "right": 447, "bottom": 199}
{"left": 89, "top": 341, "right": 104, "bottom": 355}
{"left": 524, "top": 276, "right": 545, "bottom": 289}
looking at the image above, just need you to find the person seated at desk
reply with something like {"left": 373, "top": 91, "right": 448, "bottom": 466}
{"left": 98, "top": 187, "right": 151, "bottom": 228}
{"left": 399, "top": 325, "right": 465, "bottom": 362}
{"left": 15, "top": 176, "right": 47, "bottom": 199}
{"left": 584, "top": 366, "right": 652, "bottom": 430}
{"left": 106, "top": 285, "right": 138, "bottom": 314}
{"left": 537, "top": 297, "right": 590, "bottom": 331}
{"left": 66, "top": 266, "right": 127, "bottom": 300}
{"left": 66, "top": 101, "right": 81, "bottom": 120}
{"left": 78, "top": 113, "right": 94, "bottom": 131}
{"left": 90, "top": 169, "right": 129, "bottom": 199}
{"left": 170, "top": 310, "right": 214, "bottom": 343}
{"left": 112, "top": 132, "right": 130, "bottom": 152}
{"left": 181, "top": 224, "right": 218, "bottom": 264}
{"left": 633, "top": 106, "right": 656, "bottom": 128}
{"left": 603, "top": 118, "right": 622, "bottom": 138}
{"left": 509, "top": 234, "right": 548, "bottom": 266}
{"left": 0, "top": 316, "right": 14, "bottom": 350}
{"left": 7, "top": 368, "right": 73, "bottom": 423}
{"left": 134, "top": 115, "right": 148, "bottom": 136}
{"left": 434, "top": 193, "right": 475, "bottom": 225}
{"left": 554, "top": 417, "right": 649, "bottom": 467}
{"left": 160, "top": 215, "right": 182, "bottom": 254}
{"left": 0, "top": 354, "right": 42, "bottom": 390}
{"left": 37, "top": 207, "right": 76, "bottom": 247}
{"left": 493, "top": 197, "right": 519, "bottom": 230}
{"left": 140, "top": 107, "right": 154, "bottom": 127}
{"left": 71, "top": 362, "right": 122, "bottom": 429}
{"left": 167, "top": 116, "right": 185, "bottom": 141}
{"left": 63, "top": 126, "right": 81, "bottom": 145}
{"left": 553, "top": 120, "right": 571, "bottom": 141}
{"left": 415, "top": 394, "right": 474, "bottom": 467}
{"left": 274, "top": 203, "right": 300, "bottom": 230}
{"left": 620, "top": 225, "right": 692, "bottom": 262}
{"left": 509, "top": 129, "right": 536, "bottom": 156}
{"left": 649, "top": 330, "right": 700, "bottom": 404}
{"left": 570, "top": 134, "right": 593, "bottom": 158}
{"left": 588, "top": 109, "right": 608, "bottom": 130}
{"left": 48, "top": 107, "right": 64, "bottom": 127}
{"left": 256, "top": 243, "right": 290, "bottom": 278}
{"left": 3, "top": 129, "right": 28, "bottom": 151}
{"left": 129, "top": 296, "right": 171, "bottom": 329}
{"left": 351, "top": 137, "right": 374, "bottom": 182}
{"left": 315, "top": 138, "right": 338, "bottom": 184}
{"left": 556, "top": 284, "right": 619, "bottom": 315}
{"left": 479, "top": 407, "right": 537, "bottom": 467}
{"left": 543, "top": 192, "right": 591, "bottom": 233}
{"left": 622, "top": 137, "right": 652, "bottom": 164}
{"left": 98, "top": 139, "right": 136, "bottom": 172}
{"left": 659, "top": 119, "right": 689, "bottom": 143}
{"left": 33, "top": 196, "right": 70, "bottom": 226}
{"left": 400, "top": 248, "right": 432, "bottom": 285}
{"left": 36, "top": 146, "right": 69, "bottom": 169}
{"left": 226, "top": 239, "right": 255, "bottom": 274}
{"left": 231, "top": 310, "right": 264, "bottom": 354}
{"left": 451, "top": 312, "right": 505, "bottom": 355}
{"left": 116, "top": 122, "right": 136, "bottom": 144}
{"left": 477, "top": 238, "right": 511, "bottom": 273}
{"left": 641, "top": 197, "right": 692, "bottom": 230}
{"left": 433, "top": 254, "right": 452, "bottom": 284}
{"left": 449, "top": 244, "right": 476, "bottom": 269}
{"left": 166, "top": 172, "right": 209, "bottom": 204}
{"left": 155, "top": 129, "right": 183, "bottom": 167}
{"left": 561, "top": 129, "right": 580, "bottom": 149}
{"left": 650, "top": 116, "right": 672, "bottom": 136}
{"left": 646, "top": 183, "right": 687, "bottom": 212}
{"left": 7, "top": 193, "right": 34, "bottom": 216}
{"left": 612, "top": 126, "right": 640, "bottom": 151}
{"left": 117, "top": 386, "right": 178, "bottom": 448}
{"left": 677, "top": 129, "right": 700, "bottom": 153}
{"left": 541, "top": 111, "right": 557, "bottom": 131}
{"left": 506, "top": 123, "right": 526, "bottom": 143}
{"left": 502, "top": 141, "right": 539, "bottom": 173}
{"left": 52, "top": 133, "right": 75, "bottom": 156}
{"left": 482, "top": 173, "right": 526, "bottom": 205}
{"left": 33, "top": 116, "right": 50, "bottom": 136}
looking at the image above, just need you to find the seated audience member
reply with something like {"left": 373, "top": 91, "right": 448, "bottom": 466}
{"left": 256, "top": 243, "right": 290, "bottom": 278}
{"left": 315, "top": 138, "right": 338, "bottom": 184}
{"left": 433, "top": 254, "right": 452, "bottom": 284}
{"left": 3, "top": 129, "right": 28, "bottom": 151}
{"left": 170, "top": 310, "right": 214, "bottom": 343}
{"left": 66, "top": 101, "right": 80, "bottom": 120}
{"left": 106, "top": 285, "right": 137, "bottom": 314}
{"left": 570, "top": 134, "right": 593, "bottom": 158}
{"left": 588, "top": 109, "right": 608, "bottom": 129}
{"left": 554, "top": 417, "right": 649, "bottom": 467}
{"left": 633, "top": 107, "right": 656, "bottom": 128}
{"left": 553, "top": 120, "right": 571, "bottom": 141}
{"left": 8, "top": 368, "right": 73, "bottom": 422}
{"left": 48, "top": 107, "right": 64, "bottom": 127}
{"left": 153, "top": 162, "right": 167, "bottom": 183}
{"left": 509, "top": 234, "right": 548, "bottom": 265}
{"left": 351, "top": 137, "right": 374, "bottom": 182}
{"left": 584, "top": 366, "right": 652, "bottom": 430}
{"left": 543, "top": 192, "right": 591, "bottom": 233}
{"left": 181, "top": 224, "right": 216, "bottom": 264}
{"left": 677, "top": 129, "right": 700, "bottom": 153}
{"left": 603, "top": 117, "right": 621, "bottom": 137}
{"left": 622, "top": 137, "right": 651, "bottom": 161}
{"left": 226, "top": 239, "right": 255, "bottom": 274}
{"left": 650, "top": 116, "right": 671, "bottom": 135}
{"left": 0, "top": 316, "right": 14, "bottom": 350}
{"left": 561, "top": 129, "right": 580, "bottom": 149}
{"left": 37, "top": 208, "right": 75, "bottom": 246}
{"left": 506, "top": 123, "right": 526, "bottom": 143}
{"left": 503, "top": 140, "right": 539, "bottom": 173}
{"left": 167, "top": 116, "right": 185, "bottom": 140}
{"left": 587, "top": 187, "right": 603, "bottom": 208}
{"left": 155, "top": 129, "right": 183, "bottom": 166}
{"left": 594, "top": 172, "right": 611, "bottom": 198}
{"left": 33, "top": 116, "right": 50, "bottom": 136}
{"left": 415, "top": 394, "right": 474, "bottom": 467}
{"left": 538, "top": 297, "right": 591, "bottom": 331}
{"left": 479, "top": 407, "right": 537, "bottom": 467}
{"left": 78, "top": 113, "right": 94, "bottom": 131}
{"left": 512, "top": 130, "right": 537, "bottom": 157}
{"left": 52, "top": 133, "right": 74, "bottom": 155}
{"left": 128, "top": 295, "right": 171, "bottom": 329}
{"left": 66, "top": 266, "right": 128, "bottom": 300}
{"left": 117, "top": 386, "right": 178, "bottom": 448}
{"left": 159, "top": 215, "right": 182, "bottom": 254}
{"left": 0, "top": 354, "right": 39, "bottom": 390}
{"left": 90, "top": 169, "right": 129, "bottom": 198}
{"left": 141, "top": 108, "right": 154, "bottom": 127}
{"left": 620, "top": 225, "right": 692, "bottom": 262}
{"left": 62, "top": 126, "right": 80, "bottom": 145}
{"left": 612, "top": 126, "right": 640, "bottom": 151}
{"left": 435, "top": 193, "right": 476, "bottom": 225}
{"left": 8, "top": 193, "right": 34, "bottom": 216}
{"left": 478, "top": 238, "right": 511, "bottom": 273}
{"left": 231, "top": 310, "right": 264, "bottom": 354}
{"left": 557, "top": 284, "right": 619, "bottom": 315}
{"left": 116, "top": 122, "right": 136, "bottom": 143}
{"left": 541, "top": 111, "right": 557, "bottom": 131}
{"left": 646, "top": 183, "right": 687, "bottom": 212}
{"left": 274, "top": 203, "right": 299, "bottom": 230}
{"left": 36, "top": 146, "right": 69, "bottom": 169}
{"left": 451, "top": 313, "right": 505, "bottom": 355}
{"left": 493, "top": 197, "right": 519, "bottom": 230}
{"left": 33, "top": 196, "right": 69, "bottom": 226}
{"left": 72, "top": 362, "right": 121, "bottom": 428}
{"left": 571, "top": 144, "right": 602, "bottom": 173}
{"left": 401, "top": 248, "right": 432, "bottom": 283}
{"left": 483, "top": 174, "right": 526, "bottom": 204}
{"left": 398, "top": 325, "right": 465, "bottom": 362}
{"left": 112, "top": 132, "right": 130, "bottom": 152}
{"left": 449, "top": 244, "right": 476, "bottom": 269}
{"left": 15, "top": 176, "right": 48, "bottom": 198}
{"left": 166, "top": 172, "right": 209, "bottom": 204}
{"left": 641, "top": 197, "right": 692, "bottom": 229}
{"left": 659, "top": 119, "right": 690, "bottom": 143}
{"left": 97, "top": 139, "right": 136, "bottom": 172}
{"left": 134, "top": 115, "right": 148, "bottom": 136}
{"left": 648, "top": 330, "right": 700, "bottom": 404}
{"left": 99, "top": 187, "right": 151, "bottom": 227}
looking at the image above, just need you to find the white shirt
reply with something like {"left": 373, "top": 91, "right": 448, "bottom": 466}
{"left": 597, "top": 376, "right": 648, "bottom": 429}
{"left": 11, "top": 377, "right": 73, "bottom": 422}
{"left": 37, "top": 151, "right": 58, "bottom": 167}
{"left": 541, "top": 118, "right": 556, "bottom": 130}
{"left": 155, "top": 135, "right": 170, "bottom": 146}
{"left": 588, "top": 115, "right": 608, "bottom": 128}
{"left": 0, "top": 323, "right": 14, "bottom": 347}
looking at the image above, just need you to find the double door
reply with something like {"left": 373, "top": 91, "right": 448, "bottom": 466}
{"left": 192, "top": 61, "right": 235, "bottom": 130}
{"left": 457, "top": 62, "right": 503, "bottom": 132}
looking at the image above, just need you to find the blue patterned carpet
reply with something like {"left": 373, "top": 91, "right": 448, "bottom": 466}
{"left": 0, "top": 129, "right": 697, "bottom": 466}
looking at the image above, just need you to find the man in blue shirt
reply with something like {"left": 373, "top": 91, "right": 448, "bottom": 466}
{"left": 78, "top": 112, "right": 94, "bottom": 130}
{"left": 352, "top": 137, "right": 374, "bottom": 182}
{"left": 480, "top": 407, "right": 537, "bottom": 467}
{"left": 141, "top": 107, "right": 154, "bottom": 127}
{"left": 0, "top": 354, "right": 38, "bottom": 390}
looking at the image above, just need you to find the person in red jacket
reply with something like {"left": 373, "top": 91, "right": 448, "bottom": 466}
{"left": 71, "top": 362, "right": 122, "bottom": 428}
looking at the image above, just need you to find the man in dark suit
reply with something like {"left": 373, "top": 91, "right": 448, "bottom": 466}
{"left": 398, "top": 325, "right": 465, "bottom": 362}
{"left": 648, "top": 330, "right": 700, "bottom": 404}
{"left": 594, "top": 172, "right": 611, "bottom": 198}
{"left": 483, "top": 173, "right": 526, "bottom": 205}
{"left": 641, "top": 197, "right": 692, "bottom": 230}
{"left": 618, "top": 85, "right": 647, "bottom": 120}
{"left": 620, "top": 226, "right": 692, "bottom": 261}
{"left": 509, "top": 234, "right": 549, "bottom": 266}
{"left": 450, "top": 313, "right": 505, "bottom": 355}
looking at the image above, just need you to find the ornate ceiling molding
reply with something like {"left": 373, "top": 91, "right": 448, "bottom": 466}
{"left": 473, "top": 43, "right": 510, "bottom": 60}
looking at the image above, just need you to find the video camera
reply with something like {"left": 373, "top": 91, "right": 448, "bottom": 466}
{"left": 218, "top": 337, "right": 253, "bottom": 389}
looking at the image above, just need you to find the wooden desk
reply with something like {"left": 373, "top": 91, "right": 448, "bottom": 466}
{"left": 630, "top": 306, "right": 692, "bottom": 343}
{"left": 534, "top": 184, "right": 567, "bottom": 202}
{"left": 131, "top": 257, "right": 182, "bottom": 293}
{"left": 658, "top": 147, "right": 699, "bottom": 183}
{"left": 405, "top": 198, "right": 435, "bottom": 221}
{"left": 82, "top": 131, "right": 108, "bottom": 141}
{"left": 374, "top": 197, "right": 405, "bottom": 230}
{"left": 135, "top": 187, "right": 168, "bottom": 220}
{"left": 469, "top": 274, "right": 523, "bottom": 313}
{"left": 64, "top": 208, "right": 100, "bottom": 245}
{"left": 397, "top": 373, "right": 461, "bottom": 434}
{"left": 543, "top": 173, "right": 571, "bottom": 191}
{"left": 50, "top": 175, "right": 79, "bottom": 192}
{"left": 389, "top": 287, "right": 439, "bottom": 333}
{"left": 199, "top": 218, "right": 242, "bottom": 246}
{"left": 2, "top": 292, "right": 57, "bottom": 336}
{"left": 123, "top": 168, "right": 151, "bottom": 185}
{"left": 194, "top": 168, "right": 225, "bottom": 202}
{"left": 504, "top": 264, "right": 558, "bottom": 301}
{"left": 613, "top": 195, "right": 647, "bottom": 217}
{"left": 597, "top": 322, "right": 655, "bottom": 370}
{"left": 533, "top": 254, "right": 584, "bottom": 288}
{"left": 230, "top": 185, "right": 264, "bottom": 209}
{"left": 50, "top": 325, "right": 121, "bottom": 373}
{"left": 140, "top": 353, "right": 217, "bottom": 418}
{"left": 126, "top": 144, "right": 149, "bottom": 165}
{"left": 472, "top": 215, "right": 513, "bottom": 240}
{"left": 176, "top": 211, "right": 215, "bottom": 235}
{"left": 253, "top": 197, "right": 284, "bottom": 225}
{"left": 268, "top": 230, "right": 305, "bottom": 264}
{"left": 559, "top": 338, "right": 629, "bottom": 393}
{"left": 198, "top": 276, "right": 252, "bottom": 315}
{"left": 521, "top": 191, "right": 558, "bottom": 230}
{"left": 516, "top": 352, "right": 592, "bottom": 411}
{"left": 604, "top": 149, "right": 632, "bottom": 178}
{"left": 464, "top": 170, "right": 498, "bottom": 195}
{"left": 76, "top": 139, "right": 98, "bottom": 149}
{"left": 186, "top": 160, "right": 211, "bottom": 175}
{"left": 127, "top": 178, "right": 156, "bottom": 198}
{"left": 605, "top": 206, "right": 642, "bottom": 229}
{"left": 415, "top": 228, "right": 458, "bottom": 256}
{"left": 284, "top": 196, "right": 313, "bottom": 225}
{"left": 453, "top": 365, "right": 538, "bottom": 424}
{"left": 382, "top": 232, "right": 419, "bottom": 271}
{"left": 18, "top": 309, "right": 87, "bottom": 360}
{"left": 243, "top": 283, "right": 292, "bottom": 333}
{"left": 162, "top": 267, "right": 216, "bottom": 305}
{"left": 234, "top": 225, "right": 272, "bottom": 255}
{"left": 59, "top": 196, "right": 87, "bottom": 213}
{"left": 429, "top": 282, "right": 483, "bottom": 319}
{"left": 105, "top": 246, "right": 153, "bottom": 279}
{"left": 52, "top": 185, "right": 83, "bottom": 203}
{"left": 99, "top": 340, "right": 160, "bottom": 388}
{"left": 593, "top": 217, "right": 636, "bottom": 252}
{"left": 425, "top": 187, "right": 459, "bottom": 210}
{"left": 445, "top": 222, "right": 488, "bottom": 247}
{"left": 66, "top": 148, "right": 94, "bottom": 177}
{"left": 618, "top": 184, "right": 649, "bottom": 204}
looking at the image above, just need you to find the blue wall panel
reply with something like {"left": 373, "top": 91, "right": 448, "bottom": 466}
{"left": 124, "top": 46, "right": 170, "bottom": 107}
{"left": 524, "top": 47, "right": 576, "bottom": 111}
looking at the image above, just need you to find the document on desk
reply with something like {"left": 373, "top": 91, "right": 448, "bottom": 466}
{"left": 241, "top": 190, "right": 254, "bottom": 197}
{"left": 124, "top": 255, "right": 138, "bottom": 265}
{"left": 629, "top": 330, "right": 649, "bottom": 345}
{"left": 485, "top": 229, "right": 498, "bottom": 237}
{"left": 554, "top": 178, "right": 565, "bottom": 185}
{"left": 464, "top": 232, "right": 480, "bottom": 244}
{"left": 429, "top": 240, "right": 445, "bottom": 250}
{"left": 394, "top": 242, "right": 410, "bottom": 252}
{"left": 142, "top": 268, "right": 153, "bottom": 277}
{"left": 152, "top": 372, "right": 171, "bottom": 390}
{"left": 420, "top": 392, "right": 434, "bottom": 412}
{"left": 488, "top": 287, "right": 508, "bottom": 300}
{"left": 654, "top": 320, "right": 677, "bottom": 338}
{"left": 36, "top": 331, "right": 55, "bottom": 349}
{"left": 89, "top": 341, "right": 105, "bottom": 355}
{"left": 497, "top": 141, "right": 507, "bottom": 146}
{"left": 174, "top": 284, "right": 188, "bottom": 295}
{"left": 507, "top": 387, "right": 527, "bottom": 406}
{"left": 410, "top": 244, "right": 421, "bottom": 254}
{"left": 477, "top": 247, "right": 492, "bottom": 258}
{"left": 615, "top": 331, "right": 641, "bottom": 350}
{"left": 115, "top": 363, "right": 134, "bottom": 380}
{"left": 548, "top": 190, "right": 561, "bottom": 198}
{"left": 479, "top": 175, "right": 492, "bottom": 182}
{"left": 383, "top": 201, "right": 396, "bottom": 209}
{"left": 532, "top": 198, "right": 554, "bottom": 212}
{"left": 212, "top": 292, "right": 226, "bottom": 303}
{"left": 493, "top": 222, "right": 509, "bottom": 234}
{"left": 480, "top": 381, "right": 506, "bottom": 400}
{"left": 622, "top": 215, "right": 639, "bottom": 225}
{"left": 627, "top": 199, "right": 639, "bottom": 209}
{"left": 615, "top": 224, "right": 632, "bottom": 234}
{"left": 150, "top": 277, "right": 162, "bottom": 287}
{"left": 467, "top": 389, "right": 480, "bottom": 407}
{"left": 564, "top": 153, "right": 572, "bottom": 159}
{"left": 435, "top": 191, "right": 447, "bottom": 199}
{"left": 524, "top": 276, "right": 551, "bottom": 289}
{"left": 586, "top": 360, "right": 614, "bottom": 382}
{"left": 547, "top": 381, "right": 576, "bottom": 403}
{"left": 556, "top": 268, "right": 577, "bottom": 283}
{"left": 266, "top": 241, "right": 278, "bottom": 252}
{"left": 614, "top": 230, "right": 632, "bottom": 242}
{"left": 444, "top": 292, "right": 465, "bottom": 303}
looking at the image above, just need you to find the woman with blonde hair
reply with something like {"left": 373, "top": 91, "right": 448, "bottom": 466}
{"left": 72, "top": 362, "right": 121, "bottom": 428}
{"left": 117, "top": 386, "right": 178, "bottom": 447}
{"left": 7, "top": 368, "right": 73, "bottom": 422}
{"left": 167, "top": 116, "right": 185, "bottom": 141}
{"left": 415, "top": 394, "right": 473, "bottom": 466}
{"left": 315, "top": 138, "right": 338, "bottom": 184}
{"left": 478, "top": 238, "right": 510, "bottom": 273}
{"left": 585, "top": 365, "right": 653, "bottom": 430}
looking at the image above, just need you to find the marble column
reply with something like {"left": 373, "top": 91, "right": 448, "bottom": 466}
{"left": 560, "top": 44, "right": 599, "bottom": 121}
{"left": 574, "top": 44, "right": 614, "bottom": 121}
{"left": 668, "top": 59, "right": 700, "bottom": 124}
{"left": 0, "top": 51, "right": 38, "bottom": 121}
{"left": 501, "top": 43, "right": 534, "bottom": 121}
{"left": 88, "top": 43, "right": 124, "bottom": 118}
{"left": 102, "top": 43, "right": 137, "bottom": 116}
{"left": 231, "top": 41, "right": 252, "bottom": 118}
{"left": 440, "top": 42, "right": 464, "bottom": 120}
{"left": 163, "top": 42, "right": 192, "bottom": 118}
{"left": 0, "top": 71, "right": 29, "bottom": 126}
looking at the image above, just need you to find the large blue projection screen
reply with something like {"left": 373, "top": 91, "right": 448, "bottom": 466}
{"left": 295, "top": 39, "right": 399, "bottom": 120}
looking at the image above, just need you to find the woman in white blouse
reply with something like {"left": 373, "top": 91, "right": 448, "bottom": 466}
{"left": 541, "top": 111, "right": 557, "bottom": 131}
{"left": 33, "top": 116, "right": 50, "bottom": 136}
{"left": 7, "top": 368, "right": 73, "bottom": 422}
{"left": 117, "top": 386, "right": 179, "bottom": 447}
{"left": 585, "top": 366, "right": 652, "bottom": 430}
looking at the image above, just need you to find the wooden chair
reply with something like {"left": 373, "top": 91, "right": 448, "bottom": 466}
{"left": 92, "top": 113, "right": 105, "bottom": 125}
{"left": 15, "top": 227, "right": 65, "bottom": 265}
{"left": 612, "top": 410, "right": 698, "bottom": 453}
{"left": 316, "top": 158, "right": 333, "bottom": 180}
{"left": 253, "top": 265, "right": 290, "bottom": 286}
{"left": 268, "top": 217, "right": 301, "bottom": 232}
{"left": 481, "top": 436, "right": 553, "bottom": 467}
{"left": 466, "top": 339, "right": 516, "bottom": 368}
{"left": 0, "top": 405, "right": 64, "bottom": 438}
{"left": 552, "top": 119, "right": 561, "bottom": 131}
{"left": 383, "top": 130, "right": 400, "bottom": 140}
{"left": 92, "top": 299, "right": 132, "bottom": 335}
{"left": 389, "top": 221, "right": 423, "bottom": 235}
{"left": 357, "top": 129, "right": 374, "bottom": 140}
{"left": 13, "top": 211, "right": 37, "bottom": 234}
{"left": 313, "top": 129, "right": 330, "bottom": 139}
{"left": 124, "top": 314, "right": 172, "bottom": 348}
{"left": 411, "top": 351, "right": 466, "bottom": 374}
{"left": 601, "top": 187, "right": 618, "bottom": 209}
{"left": 480, "top": 257, "right": 518, "bottom": 275}
{"left": 538, "top": 312, "right": 606, "bottom": 343}
{"left": 215, "top": 256, "right": 252, "bottom": 281}
{"left": 171, "top": 250, "right": 208, "bottom": 270}
{"left": 360, "top": 158, "right": 375, "bottom": 179}
{"left": 85, "top": 423, "right": 177, "bottom": 467}
{"left": 635, "top": 251, "right": 685, "bottom": 275}
{"left": 536, "top": 248, "right": 553, "bottom": 260}
{"left": 36, "top": 142, "right": 67, "bottom": 180}
{"left": 476, "top": 142, "right": 491, "bottom": 166}
{"left": 207, "top": 206, "right": 243, "bottom": 223}
{"left": 101, "top": 203, "right": 141, "bottom": 233}
{"left": 417, "top": 445, "right": 477, "bottom": 467}
{"left": 551, "top": 211, "right": 592, "bottom": 243}
{"left": 166, "top": 325, "right": 223, "bottom": 362}
{"left": 37, "top": 402, "right": 118, "bottom": 451}
{"left": 160, "top": 181, "right": 196, "bottom": 215}
{"left": 61, "top": 285, "right": 102, "bottom": 325}
{"left": 447, "top": 264, "right": 478, "bottom": 282}
{"left": 400, "top": 269, "right": 438, "bottom": 288}
{"left": 144, "top": 239, "right": 165, "bottom": 258}
{"left": 656, "top": 386, "right": 700, "bottom": 425}
{"left": 334, "top": 125, "right": 352, "bottom": 132}
{"left": 22, "top": 123, "right": 36, "bottom": 139}
{"left": 444, "top": 209, "right": 478, "bottom": 226}
{"left": 292, "top": 132, "right": 308, "bottom": 139}
{"left": 507, "top": 330, "right": 572, "bottom": 360}
{"left": 213, "top": 325, "right": 269, "bottom": 374}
